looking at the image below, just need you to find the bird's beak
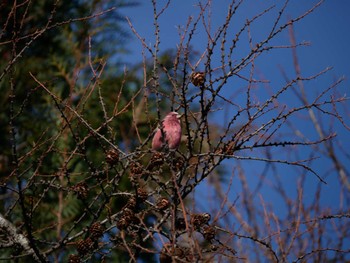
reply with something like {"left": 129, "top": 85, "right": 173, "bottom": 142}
{"left": 177, "top": 113, "right": 182, "bottom": 119}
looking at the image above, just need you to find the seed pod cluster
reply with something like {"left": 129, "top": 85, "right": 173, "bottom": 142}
{"left": 191, "top": 71, "right": 206, "bottom": 87}
{"left": 148, "top": 152, "right": 164, "bottom": 170}
{"left": 160, "top": 243, "right": 185, "bottom": 263}
{"left": 160, "top": 243, "right": 194, "bottom": 263}
{"left": 89, "top": 222, "right": 105, "bottom": 240}
{"left": 190, "top": 213, "right": 211, "bottom": 229}
{"left": 105, "top": 149, "right": 119, "bottom": 166}
{"left": 71, "top": 182, "right": 89, "bottom": 199}
{"left": 130, "top": 162, "right": 144, "bottom": 177}
{"left": 172, "top": 156, "right": 185, "bottom": 172}
{"left": 68, "top": 254, "right": 81, "bottom": 263}
{"left": 201, "top": 225, "right": 216, "bottom": 241}
{"left": 116, "top": 208, "right": 139, "bottom": 230}
{"left": 76, "top": 237, "right": 94, "bottom": 256}
{"left": 136, "top": 187, "right": 148, "bottom": 201}
{"left": 124, "top": 196, "right": 137, "bottom": 210}
{"left": 156, "top": 197, "right": 170, "bottom": 211}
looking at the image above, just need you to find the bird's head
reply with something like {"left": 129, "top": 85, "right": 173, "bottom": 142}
{"left": 164, "top": 112, "right": 182, "bottom": 122}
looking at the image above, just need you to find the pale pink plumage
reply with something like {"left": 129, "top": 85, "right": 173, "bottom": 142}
{"left": 152, "top": 112, "right": 182, "bottom": 151}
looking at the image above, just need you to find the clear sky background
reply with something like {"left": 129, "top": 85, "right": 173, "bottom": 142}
{"left": 122, "top": 0, "right": 350, "bottom": 82}
{"left": 121, "top": 1, "right": 350, "bottom": 254}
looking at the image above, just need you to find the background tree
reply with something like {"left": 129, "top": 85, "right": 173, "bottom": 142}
{"left": 1, "top": 0, "right": 349, "bottom": 262}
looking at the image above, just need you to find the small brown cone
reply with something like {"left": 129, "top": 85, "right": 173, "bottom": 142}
{"left": 76, "top": 237, "right": 94, "bottom": 255}
{"left": 105, "top": 149, "right": 119, "bottom": 166}
{"left": 68, "top": 254, "right": 81, "bottom": 263}
{"left": 89, "top": 222, "right": 104, "bottom": 240}
{"left": 156, "top": 198, "right": 170, "bottom": 211}
{"left": 191, "top": 72, "right": 206, "bottom": 86}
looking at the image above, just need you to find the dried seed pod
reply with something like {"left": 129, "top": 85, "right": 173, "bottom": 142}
{"left": 148, "top": 152, "right": 164, "bottom": 170}
{"left": 191, "top": 71, "right": 206, "bottom": 87}
{"left": 160, "top": 243, "right": 185, "bottom": 263}
{"left": 76, "top": 237, "right": 94, "bottom": 255}
{"left": 89, "top": 222, "right": 105, "bottom": 240}
{"left": 116, "top": 208, "right": 139, "bottom": 230}
{"left": 123, "top": 208, "right": 138, "bottom": 222}
{"left": 129, "top": 162, "right": 146, "bottom": 183}
{"left": 172, "top": 156, "right": 185, "bottom": 172}
{"left": 68, "top": 254, "right": 81, "bottom": 263}
{"left": 130, "top": 162, "right": 144, "bottom": 176}
{"left": 202, "top": 225, "right": 216, "bottom": 241}
{"left": 124, "top": 196, "right": 137, "bottom": 210}
{"left": 156, "top": 198, "right": 170, "bottom": 211}
{"left": 136, "top": 187, "right": 148, "bottom": 201}
{"left": 191, "top": 213, "right": 211, "bottom": 228}
{"left": 105, "top": 149, "right": 119, "bottom": 166}
{"left": 201, "top": 213, "right": 211, "bottom": 224}
{"left": 116, "top": 217, "right": 129, "bottom": 230}
{"left": 71, "top": 182, "right": 89, "bottom": 199}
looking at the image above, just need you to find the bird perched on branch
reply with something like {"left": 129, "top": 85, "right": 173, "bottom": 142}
{"left": 152, "top": 112, "right": 182, "bottom": 151}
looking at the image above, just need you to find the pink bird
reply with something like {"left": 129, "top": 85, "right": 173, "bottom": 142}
{"left": 152, "top": 112, "right": 182, "bottom": 151}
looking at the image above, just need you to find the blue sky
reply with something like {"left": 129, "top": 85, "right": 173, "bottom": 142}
{"left": 122, "top": 0, "right": 350, "bottom": 82}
